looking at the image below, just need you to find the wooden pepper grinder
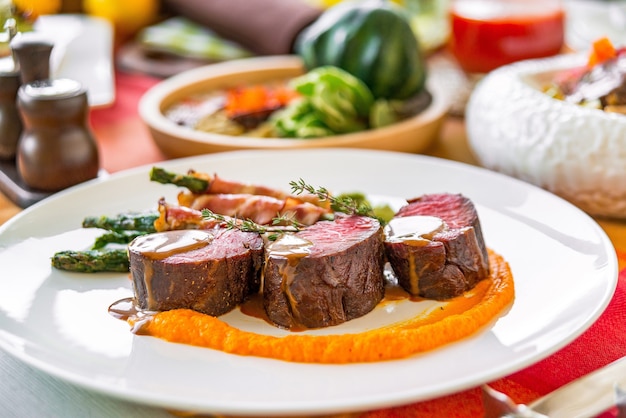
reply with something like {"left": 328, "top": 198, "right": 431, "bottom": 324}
{"left": 10, "top": 32, "right": 100, "bottom": 192}
{"left": 0, "top": 19, "right": 22, "bottom": 160}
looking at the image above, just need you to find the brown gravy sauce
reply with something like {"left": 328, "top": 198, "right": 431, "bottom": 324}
{"left": 265, "top": 234, "right": 314, "bottom": 330}
{"left": 237, "top": 282, "right": 415, "bottom": 333}
{"left": 110, "top": 250, "right": 514, "bottom": 363}
{"left": 108, "top": 297, "right": 155, "bottom": 335}
{"left": 113, "top": 219, "right": 442, "bottom": 331}
{"left": 384, "top": 215, "right": 446, "bottom": 244}
{"left": 110, "top": 280, "right": 422, "bottom": 333}
{"left": 128, "top": 230, "right": 213, "bottom": 260}
{"left": 383, "top": 215, "right": 448, "bottom": 296}
{"left": 128, "top": 230, "right": 214, "bottom": 310}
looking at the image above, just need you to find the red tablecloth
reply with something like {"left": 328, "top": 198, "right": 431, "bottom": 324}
{"left": 89, "top": 71, "right": 166, "bottom": 173}
{"left": 90, "top": 70, "right": 626, "bottom": 417}
{"left": 364, "top": 262, "right": 626, "bottom": 417}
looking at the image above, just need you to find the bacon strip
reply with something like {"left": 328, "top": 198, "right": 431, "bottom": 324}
{"left": 282, "top": 196, "right": 330, "bottom": 226}
{"left": 155, "top": 192, "right": 330, "bottom": 233}
{"left": 154, "top": 198, "right": 223, "bottom": 232}
{"left": 181, "top": 193, "right": 329, "bottom": 226}
{"left": 186, "top": 171, "right": 328, "bottom": 207}
{"left": 155, "top": 171, "right": 333, "bottom": 232}
{"left": 207, "top": 174, "right": 287, "bottom": 199}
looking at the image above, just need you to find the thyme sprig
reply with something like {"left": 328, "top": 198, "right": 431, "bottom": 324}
{"left": 201, "top": 209, "right": 303, "bottom": 240}
{"left": 289, "top": 178, "right": 375, "bottom": 217}
{"left": 200, "top": 179, "right": 387, "bottom": 239}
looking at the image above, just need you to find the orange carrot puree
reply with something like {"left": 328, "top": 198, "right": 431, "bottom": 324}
{"left": 138, "top": 250, "right": 514, "bottom": 363}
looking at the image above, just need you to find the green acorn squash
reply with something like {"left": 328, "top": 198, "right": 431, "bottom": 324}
{"left": 294, "top": 0, "right": 426, "bottom": 100}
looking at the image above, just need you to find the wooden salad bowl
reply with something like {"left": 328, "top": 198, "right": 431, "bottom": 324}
{"left": 138, "top": 55, "right": 450, "bottom": 158}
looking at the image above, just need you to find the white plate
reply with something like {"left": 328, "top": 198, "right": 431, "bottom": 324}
{"left": 34, "top": 14, "right": 115, "bottom": 108}
{"left": 0, "top": 149, "right": 617, "bottom": 416}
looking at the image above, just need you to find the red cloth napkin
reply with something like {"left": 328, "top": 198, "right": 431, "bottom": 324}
{"left": 89, "top": 71, "right": 165, "bottom": 173}
{"left": 91, "top": 70, "right": 626, "bottom": 418}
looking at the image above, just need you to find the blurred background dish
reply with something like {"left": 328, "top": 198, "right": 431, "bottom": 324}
{"left": 138, "top": 55, "right": 450, "bottom": 158}
{"left": 466, "top": 51, "right": 626, "bottom": 219}
{"left": 448, "top": 0, "right": 565, "bottom": 74}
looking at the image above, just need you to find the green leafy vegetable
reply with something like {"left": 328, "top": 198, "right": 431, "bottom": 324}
{"left": 333, "top": 192, "right": 394, "bottom": 225}
{"left": 271, "top": 66, "right": 375, "bottom": 138}
{"left": 369, "top": 99, "right": 402, "bottom": 129}
{"left": 271, "top": 99, "right": 334, "bottom": 138}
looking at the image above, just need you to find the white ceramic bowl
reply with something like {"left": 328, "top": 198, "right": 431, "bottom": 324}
{"left": 466, "top": 53, "right": 626, "bottom": 219}
{"left": 138, "top": 55, "right": 450, "bottom": 158}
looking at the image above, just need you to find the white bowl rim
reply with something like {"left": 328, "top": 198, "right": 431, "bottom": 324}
{"left": 466, "top": 51, "right": 626, "bottom": 218}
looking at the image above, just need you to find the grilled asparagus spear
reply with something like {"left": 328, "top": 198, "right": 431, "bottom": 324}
{"left": 92, "top": 230, "right": 149, "bottom": 249}
{"left": 149, "top": 167, "right": 209, "bottom": 193}
{"left": 51, "top": 249, "right": 129, "bottom": 273}
{"left": 82, "top": 211, "right": 158, "bottom": 233}
{"left": 52, "top": 212, "right": 157, "bottom": 272}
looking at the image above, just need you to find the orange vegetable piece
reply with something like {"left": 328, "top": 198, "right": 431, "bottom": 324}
{"left": 588, "top": 37, "right": 616, "bottom": 67}
{"left": 224, "top": 84, "right": 298, "bottom": 118}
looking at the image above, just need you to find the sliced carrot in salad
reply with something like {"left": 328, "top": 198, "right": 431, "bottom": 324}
{"left": 224, "top": 84, "right": 298, "bottom": 118}
{"left": 587, "top": 37, "right": 617, "bottom": 67}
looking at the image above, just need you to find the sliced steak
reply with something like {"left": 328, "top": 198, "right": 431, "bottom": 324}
{"left": 384, "top": 193, "right": 489, "bottom": 300}
{"left": 263, "top": 215, "right": 385, "bottom": 329}
{"left": 129, "top": 228, "right": 264, "bottom": 316}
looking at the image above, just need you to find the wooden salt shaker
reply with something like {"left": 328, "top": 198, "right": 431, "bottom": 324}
{"left": 15, "top": 78, "right": 100, "bottom": 192}
{"left": 10, "top": 32, "right": 100, "bottom": 192}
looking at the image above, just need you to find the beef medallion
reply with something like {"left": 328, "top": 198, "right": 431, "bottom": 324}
{"left": 263, "top": 214, "right": 386, "bottom": 329}
{"left": 384, "top": 193, "right": 490, "bottom": 300}
{"left": 129, "top": 228, "right": 264, "bottom": 316}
